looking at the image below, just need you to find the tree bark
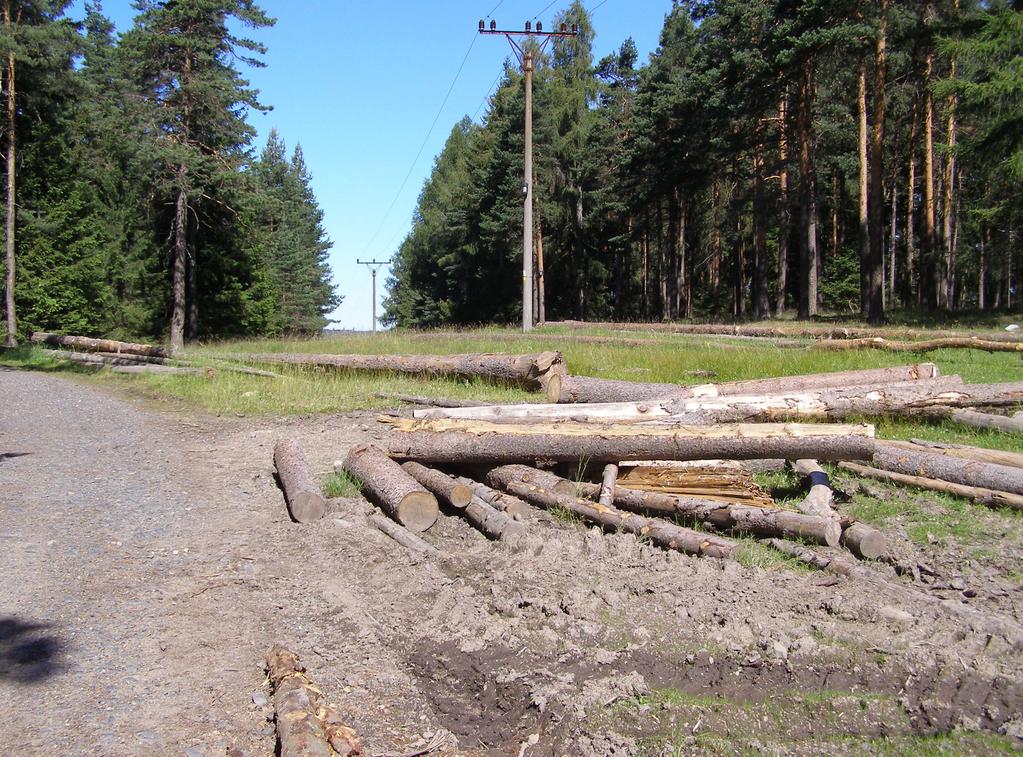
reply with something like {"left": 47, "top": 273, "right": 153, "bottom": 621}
{"left": 551, "top": 375, "right": 716, "bottom": 404}
{"left": 599, "top": 463, "right": 618, "bottom": 507}
{"left": 487, "top": 464, "right": 842, "bottom": 546}
{"left": 866, "top": 1, "right": 888, "bottom": 325}
{"left": 30, "top": 332, "right": 170, "bottom": 358}
{"left": 897, "top": 439, "right": 1023, "bottom": 469}
{"left": 753, "top": 134, "right": 770, "bottom": 319}
{"left": 170, "top": 183, "right": 188, "bottom": 352}
{"left": 455, "top": 475, "right": 530, "bottom": 518}
{"left": 385, "top": 419, "right": 875, "bottom": 465}
{"left": 236, "top": 351, "right": 565, "bottom": 396}
{"left": 400, "top": 462, "right": 470, "bottom": 509}
{"left": 873, "top": 443, "right": 1023, "bottom": 494}
{"left": 342, "top": 444, "right": 438, "bottom": 532}
{"left": 797, "top": 57, "right": 819, "bottom": 318}
{"left": 37, "top": 349, "right": 157, "bottom": 367}
{"left": 110, "top": 364, "right": 206, "bottom": 376}
{"left": 459, "top": 494, "right": 528, "bottom": 547}
{"left": 715, "top": 363, "right": 940, "bottom": 395}
{"left": 949, "top": 409, "right": 1023, "bottom": 435}
{"left": 839, "top": 462, "right": 1023, "bottom": 511}
{"left": 941, "top": 0, "right": 960, "bottom": 307}
{"left": 815, "top": 336, "right": 1023, "bottom": 353}
{"left": 921, "top": 12, "right": 938, "bottom": 309}
{"left": 264, "top": 644, "right": 362, "bottom": 757}
{"left": 3, "top": 0, "right": 16, "bottom": 349}
{"left": 858, "top": 59, "right": 871, "bottom": 320}
{"left": 368, "top": 514, "right": 440, "bottom": 557}
{"left": 504, "top": 480, "right": 740, "bottom": 559}
{"left": 794, "top": 459, "right": 887, "bottom": 559}
{"left": 273, "top": 439, "right": 327, "bottom": 523}
{"left": 776, "top": 93, "right": 790, "bottom": 317}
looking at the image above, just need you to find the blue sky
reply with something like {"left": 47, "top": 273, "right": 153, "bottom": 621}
{"left": 69, "top": 1, "right": 673, "bottom": 330}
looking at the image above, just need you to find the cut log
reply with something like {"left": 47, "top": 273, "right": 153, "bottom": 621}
{"left": 949, "top": 409, "right": 1023, "bottom": 435}
{"left": 367, "top": 513, "right": 440, "bottom": 557}
{"left": 899, "top": 439, "right": 1023, "bottom": 469}
{"left": 459, "top": 495, "right": 529, "bottom": 548}
{"left": 342, "top": 444, "right": 439, "bottom": 531}
{"left": 376, "top": 392, "right": 490, "bottom": 408}
{"left": 838, "top": 462, "right": 1023, "bottom": 511}
{"left": 110, "top": 364, "right": 207, "bottom": 376}
{"left": 384, "top": 419, "right": 876, "bottom": 465}
{"left": 264, "top": 643, "right": 362, "bottom": 757}
{"left": 30, "top": 331, "right": 170, "bottom": 358}
{"left": 416, "top": 376, "right": 975, "bottom": 424}
{"left": 95, "top": 351, "right": 174, "bottom": 365}
{"left": 550, "top": 375, "right": 717, "bottom": 404}
{"left": 273, "top": 439, "right": 328, "bottom": 523}
{"left": 873, "top": 443, "right": 1023, "bottom": 495}
{"left": 815, "top": 336, "right": 1023, "bottom": 353}
{"left": 487, "top": 464, "right": 841, "bottom": 546}
{"left": 714, "top": 363, "right": 941, "bottom": 396}
{"left": 598, "top": 463, "right": 619, "bottom": 506}
{"left": 37, "top": 349, "right": 115, "bottom": 366}
{"left": 231, "top": 350, "right": 566, "bottom": 393}
{"left": 762, "top": 538, "right": 865, "bottom": 578}
{"left": 455, "top": 475, "right": 531, "bottom": 518}
{"left": 400, "top": 462, "right": 471, "bottom": 508}
{"left": 841, "top": 522, "right": 888, "bottom": 560}
{"left": 618, "top": 463, "right": 775, "bottom": 508}
{"left": 503, "top": 480, "right": 741, "bottom": 559}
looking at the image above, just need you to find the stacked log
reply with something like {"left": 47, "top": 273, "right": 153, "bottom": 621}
{"left": 872, "top": 443, "right": 1023, "bottom": 494}
{"left": 343, "top": 444, "right": 438, "bottom": 531}
{"left": 30, "top": 331, "right": 169, "bottom": 358}
{"left": 838, "top": 462, "right": 1023, "bottom": 511}
{"left": 486, "top": 464, "right": 842, "bottom": 547}
{"left": 384, "top": 418, "right": 876, "bottom": 465}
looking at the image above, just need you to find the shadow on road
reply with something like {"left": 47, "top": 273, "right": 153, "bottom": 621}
{"left": 0, "top": 616, "right": 65, "bottom": 683}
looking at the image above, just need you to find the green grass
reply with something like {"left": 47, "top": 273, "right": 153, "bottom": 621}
{"left": 322, "top": 470, "right": 361, "bottom": 498}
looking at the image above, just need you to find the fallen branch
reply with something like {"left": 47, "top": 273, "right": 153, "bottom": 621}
{"left": 368, "top": 513, "right": 440, "bottom": 557}
{"left": 486, "top": 464, "right": 842, "bottom": 546}
{"left": 384, "top": 418, "right": 876, "bottom": 465}
{"left": 343, "top": 444, "right": 439, "bottom": 531}
{"left": 948, "top": 409, "right": 1023, "bottom": 435}
{"left": 274, "top": 439, "right": 327, "bottom": 523}
{"left": 264, "top": 643, "right": 362, "bottom": 756}
{"left": 30, "top": 331, "right": 169, "bottom": 358}
{"left": 376, "top": 392, "right": 490, "bottom": 408}
{"left": 599, "top": 463, "right": 618, "bottom": 506}
{"left": 838, "top": 462, "right": 1023, "bottom": 511}
{"left": 504, "top": 480, "right": 740, "bottom": 559}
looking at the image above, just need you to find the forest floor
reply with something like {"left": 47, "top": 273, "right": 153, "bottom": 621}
{"left": 2, "top": 330, "right": 1023, "bottom": 755}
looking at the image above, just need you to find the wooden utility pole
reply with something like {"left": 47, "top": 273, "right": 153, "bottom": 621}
{"left": 479, "top": 19, "right": 577, "bottom": 332}
{"left": 357, "top": 259, "right": 388, "bottom": 332}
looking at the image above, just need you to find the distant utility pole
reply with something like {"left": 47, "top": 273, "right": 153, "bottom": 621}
{"left": 479, "top": 18, "right": 577, "bottom": 332}
{"left": 356, "top": 259, "right": 389, "bottom": 333}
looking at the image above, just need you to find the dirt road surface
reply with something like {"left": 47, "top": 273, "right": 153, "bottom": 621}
{"left": 2, "top": 368, "right": 1022, "bottom": 755}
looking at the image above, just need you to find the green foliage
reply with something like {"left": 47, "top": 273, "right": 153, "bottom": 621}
{"left": 322, "top": 470, "right": 361, "bottom": 498}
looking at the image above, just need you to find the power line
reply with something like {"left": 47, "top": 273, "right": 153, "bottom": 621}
{"left": 484, "top": 0, "right": 506, "bottom": 19}
{"left": 472, "top": 70, "right": 503, "bottom": 122}
{"left": 358, "top": 33, "right": 478, "bottom": 258}
{"left": 588, "top": 0, "right": 611, "bottom": 14}
{"left": 532, "top": 0, "right": 559, "bottom": 20}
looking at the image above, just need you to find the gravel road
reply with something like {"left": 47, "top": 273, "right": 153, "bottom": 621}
{"left": 0, "top": 368, "right": 277, "bottom": 755}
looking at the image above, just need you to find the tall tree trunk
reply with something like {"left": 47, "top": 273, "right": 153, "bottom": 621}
{"left": 776, "top": 94, "right": 790, "bottom": 316}
{"left": 978, "top": 223, "right": 987, "bottom": 311}
{"left": 905, "top": 97, "right": 918, "bottom": 307}
{"left": 574, "top": 188, "right": 585, "bottom": 318}
{"left": 170, "top": 181, "right": 188, "bottom": 351}
{"left": 186, "top": 211, "right": 198, "bottom": 340}
{"left": 889, "top": 182, "right": 897, "bottom": 307}
{"left": 921, "top": 11, "right": 938, "bottom": 310}
{"left": 3, "top": 0, "right": 16, "bottom": 348}
{"left": 673, "top": 188, "right": 688, "bottom": 319}
{"left": 942, "top": 1, "right": 959, "bottom": 310}
{"left": 797, "top": 58, "right": 819, "bottom": 319}
{"left": 711, "top": 179, "right": 722, "bottom": 305}
{"left": 641, "top": 220, "right": 649, "bottom": 317}
{"left": 534, "top": 169, "right": 545, "bottom": 324}
{"left": 866, "top": 0, "right": 888, "bottom": 325}
{"left": 734, "top": 215, "right": 745, "bottom": 318}
{"left": 753, "top": 135, "right": 770, "bottom": 319}
{"left": 657, "top": 201, "right": 667, "bottom": 320}
{"left": 858, "top": 60, "right": 870, "bottom": 319}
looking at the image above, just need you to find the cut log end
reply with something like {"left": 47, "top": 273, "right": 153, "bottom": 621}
{"left": 822, "top": 520, "right": 843, "bottom": 548}
{"left": 448, "top": 482, "right": 472, "bottom": 508}
{"left": 289, "top": 490, "right": 327, "bottom": 523}
{"left": 841, "top": 522, "right": 888, "bottom": 560}
{"left": 397, "top": 491, "right": 440, "bottom": 532}
{"left": 543, "top": 372, "right": 563, "bottom": 403}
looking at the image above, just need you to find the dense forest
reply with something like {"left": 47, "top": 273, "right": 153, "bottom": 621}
{"left": 383, "top": 0, "right": 1023, "bottom": 328}
{"left": 0, "top": 0, "right": 339, "bottom": 350}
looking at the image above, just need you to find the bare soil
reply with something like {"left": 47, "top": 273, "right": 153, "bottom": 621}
{"left": 1, "top": 368, "right": 1022, "bottom": 756}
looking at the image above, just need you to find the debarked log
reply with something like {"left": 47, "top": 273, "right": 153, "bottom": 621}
{"left": 400, "top": 462, "right": 471, "bottom": 508}
{"left": 503, "top": 480, "right": 740, "bottom": 559}
{"left": 838, "top": 462, "right": 1023, "bottom": 511}
{"left": 264, "top": 643, "right": 362, "bottom": 756}
{"left": 274, "top": 438, "right": 328, "bottom": 523}
{"left": 30, "top": 331, "right": 170, "bottom": 358}
{"left": 231, "top": 350, "right": 566, "bottom": 393}
{"left": 486, "top": 464, "right": 842, "bottom": 546}
{"left": 384, "top": 419, "right": 876, "bottom": 465}
{"left": 343, "top": 444, "right": 439, "bottom": 531}
{"left": 873, "top": 442, "right": 1023, "bottom": 495}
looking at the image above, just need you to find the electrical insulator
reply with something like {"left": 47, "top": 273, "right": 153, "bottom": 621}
{"left": 560, "top": 23, "right": 567, "bottom": 32}
{"left": 536, "top": 21, "right": 542, "bottom": 32}
{"left": 572, "top": 23, "right": 578, "bottom": 33}
{"left": 478, "top": 19, "right": 484, "bottom": 31}
{"left": 525, "top": 20, "right": 531, "bottom": 31}
{"left": 490, "top": 19, "right": 496, "bottom": 31}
